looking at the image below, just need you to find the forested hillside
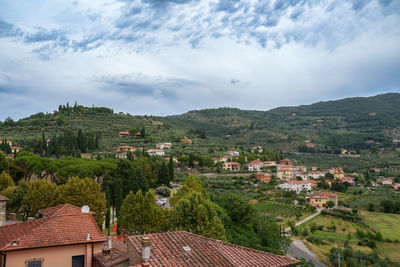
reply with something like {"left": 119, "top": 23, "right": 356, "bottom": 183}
{"left": 1, "top": 93, "right": 400, "bottom": 154}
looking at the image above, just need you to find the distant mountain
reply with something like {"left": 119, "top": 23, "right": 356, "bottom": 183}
{"left": 1, "top": 93, "right": 400, "bottom": 153}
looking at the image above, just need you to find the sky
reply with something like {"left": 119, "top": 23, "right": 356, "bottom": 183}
{"left": 0, "top": 0, "right": 400, "bottom": 120}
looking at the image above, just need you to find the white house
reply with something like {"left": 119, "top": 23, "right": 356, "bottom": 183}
{"left": 227, "top": 151, "right": 240, "bottom": 157}
{"left": 156, "top": 142, "right": 172, "bottom": 149}
{"left": 278, "top": 180, "right": 313, "bottom": 193}
{"left": 247, "top": 160, "right": 264, "bottom": 171}
{"left": 220, "top": 156, "right": 232, "bottom": 162}
{"left": 307, "top": 171, "right": 327, "bottom": 179}
{"left": 147, "top": 149, "right": 165, "bottom": 156}
{"left": 115, "top": 152, "right": 128, "bottom": 159}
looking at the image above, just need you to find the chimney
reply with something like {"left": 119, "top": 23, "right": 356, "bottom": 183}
{"left": 141, "top": 237, "right": 151, "bottom": 262}
{"left": 102, "top": 236, "right": 113, "bottom": 255}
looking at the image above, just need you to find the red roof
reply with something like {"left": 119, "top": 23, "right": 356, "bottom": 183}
{"left": 126, "top": 231, "right": 299, "bottom": 267}
{"left": 0, "top": 194, "right": 8, "bottom": 201}
{"left": 248, "top": 160, "right": 263, "bottom": 165}
{"left": 148, "top": 149, "right": 164, "bottom": 152}
{"left": 117, "top": 146, "right": 134, "bottom": 149}
{"left": 118, "top": 131, "right": 130, "bottom": 135}
{"left": 38, "top": 203, "right": 93, "bottom": 217}
{"left": 228, "top": 162, "right": 241, "bottom": 166}
{"left": 0, "top": 204, "right": 105, "bottom": 252}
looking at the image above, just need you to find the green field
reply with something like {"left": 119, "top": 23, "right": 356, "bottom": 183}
{"left": 377, "top": 243, "right": 400, "bottom": 262}
{"left": 253, "top": 200, "right": 305, "bottom": 218}
{"left": 361, "top": 211, "right": 400, "bottom": 240}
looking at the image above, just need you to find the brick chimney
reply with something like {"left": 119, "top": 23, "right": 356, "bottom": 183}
{"left": 141, "top": 237, "right": 151, "bottom": 262}
{"left": 127, "top": 236, "right": 151, "bottom": 266}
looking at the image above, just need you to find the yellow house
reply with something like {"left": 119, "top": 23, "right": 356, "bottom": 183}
{"left": 277, "top": 169, "right": 293, "bottom": 180}
{"left": 329, "top": 167, "right": 344, "bottom": 179}
{"left": 307, "top": 192, "right": 338, "bottom": 208}
{"left": 222, "top": 162, "right": 241, "bottom": 172}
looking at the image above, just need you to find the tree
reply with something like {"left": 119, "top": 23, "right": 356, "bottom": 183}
{"left": 135, "top": 167, "right": 149, "bottom": 193}
{"left": 215, "top": 193, "right": 255, "bottom": 225}
{"left": 158, "top": 162, "right": 170, "bottom": 186}
{"left": 168, "top": 157, "right": 174, "bottom": 181}
{"left": 119, "top": 190, "right": 168, "bottom": 235}
{"left": 326, "top": 200, "right": 335, "bottom": 209}
{"left": 0, "top": 171, "right": 14, "bottom": 192}
{"left": 105, "top": 186, "right": 111, "bottom": 235}
{"left": 169, "top": 175, "right": 204, "bottom": 206}
{"left": 58, "top": 177, "right": 106, "bottom": 226}
{"left": 0, "top": 152, "right": 9, "bottom": 173}
{"left": 21, "top": 179, "right": 58, "bottom": 217}
{"left": 237, "top": 154, "right": 246, "bottom": 165}
{"left": 114, "top": 160, "right": 135, "bottom": 197}
{"left": 115, "top": 179, "right": 124, "bottom": 217}
{"left": 170, "top": 193, "right": 226, "bottom": 240}
{"left": 188, "top": 154, "right": 194, "bottom": 168}
{"left": 310, "top": 223, "right": 318, "bottom": 235}
{"left": 141, "top": 127, "right": 146, "bottom": 138}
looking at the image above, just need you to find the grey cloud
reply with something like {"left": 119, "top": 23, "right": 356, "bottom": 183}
{"left": 0, "top": 19, "right": 20, "bottom": 38}
{"left": 96, "top": 74, "right": 201, "bottom": 100}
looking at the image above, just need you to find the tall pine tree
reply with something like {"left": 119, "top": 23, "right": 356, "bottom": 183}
{"left": 105, "top": 186, "right": 111, "bottom": 235}
{"left": 158, "top": 161, "right": 170, "bottom": 186}
{"left": 168, "top": 157, "right": 174, "bottom": 181}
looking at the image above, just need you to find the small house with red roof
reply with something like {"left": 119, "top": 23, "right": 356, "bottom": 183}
{"left": 222, "top": 162, "right": 241, "bottom": 172}
{"left": 0, "top": 203, "right": 106, "bottom": 267}
{"left": 256, "top": 173, "right": 271, "bottom": 183}
{"left": 147, "top": 149, "right": 165, "bottom": 157}
{"left": 247, "top": 160, "right": 263, "bottom": 171}
{"left": 307, "top": 192, "right": 338, "bottom": 208}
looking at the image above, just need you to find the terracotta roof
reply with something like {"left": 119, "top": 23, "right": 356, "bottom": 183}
{"left": 94, "top": 240, "right": 129, "bottom": 267}
{"left": 0, "top": 194, "right": 8, "bottom": 201}
{"left": 117, "top": 146, "right": 134, "bottom": 149}
{"left": 227, "top": 162, "right": 241, "bottom": 166}
{"left": 148, "top": 149, "right": 164, "bottom": 152}
{"left": 0, "top": 204, "right": 105, "bottom": 252}
{"left": 118, "top": 131, "right": 130, "bottom": 135}
{"left": 248, "top": 160, "right": 263, "bottom": 165}
{"left": 126, "top": 231, "right": 299, "bottom": 267}
{"left": 38, "top": 203, "right": 88, "bottom": 217}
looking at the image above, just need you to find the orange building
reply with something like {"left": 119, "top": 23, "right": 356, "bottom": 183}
{"left": 0, "top": 204, "right": 106, "bottom": 267}
{"left": 307, "top": 192, "right": 338, "bottom": 208}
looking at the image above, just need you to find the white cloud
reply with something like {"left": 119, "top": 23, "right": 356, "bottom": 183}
{"left": 0, "top": 0, "right": 399, "bottom": 120}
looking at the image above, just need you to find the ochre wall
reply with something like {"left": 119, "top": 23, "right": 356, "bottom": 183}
{"left": 6, "top": 242, "right": 104, "bottom": 267}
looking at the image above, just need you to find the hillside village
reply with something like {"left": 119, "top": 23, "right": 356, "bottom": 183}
{"left": 1, "top": 99, "right": 400, "bottom": 266}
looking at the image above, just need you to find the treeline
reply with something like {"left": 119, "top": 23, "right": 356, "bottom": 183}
{"left": 116, "top": 176, "right": 290, "bottom": 255}
{"left": 0, "top": 140, "right": 12, "bottom": 154}
{"left": 57, "top": 102, "right": 113, "bottom": 114}
{"left": 20, "top": 129, "right": 100, "bottom": 157}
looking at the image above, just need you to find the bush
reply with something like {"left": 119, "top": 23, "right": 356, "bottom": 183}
{"left": 307, "top": 236, "right": 326, "bottom": 245}
{"left": 155, "top": 187, "right": 171, "bottom": 197}
{"left": 302, "top": 228, "right": 309, "bottom": 237}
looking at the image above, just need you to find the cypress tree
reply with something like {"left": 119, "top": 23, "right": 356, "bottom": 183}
{"left": 136, "top": 167, "right": 149, "bottom": 193}
{"left": 168, "top": 157, "right": 174, "bottom": 182}
{"left": 105, "top": 186, "right": 111, "bottom": 235}
{"left": 158, "top": 162, "right": 170, "bottom": 186}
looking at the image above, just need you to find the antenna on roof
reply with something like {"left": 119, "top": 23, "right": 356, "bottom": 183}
{"left": 81, "top": 205, "right": 90, "bottom": 213}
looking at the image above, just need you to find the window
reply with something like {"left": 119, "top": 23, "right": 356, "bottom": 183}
{"left": 26, "top": 259, "right": 43, "bottom": 267}
{"left": 72, "top": 255, "right": 85, "bottom": 267}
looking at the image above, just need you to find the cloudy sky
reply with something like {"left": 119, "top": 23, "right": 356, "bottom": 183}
{"left": 0, "top": 0, "right": 400, "bottom": 120}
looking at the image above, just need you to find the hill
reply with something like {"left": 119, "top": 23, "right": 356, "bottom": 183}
{"left": 1, "top": 93, "right": 400, "bottom": 155}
